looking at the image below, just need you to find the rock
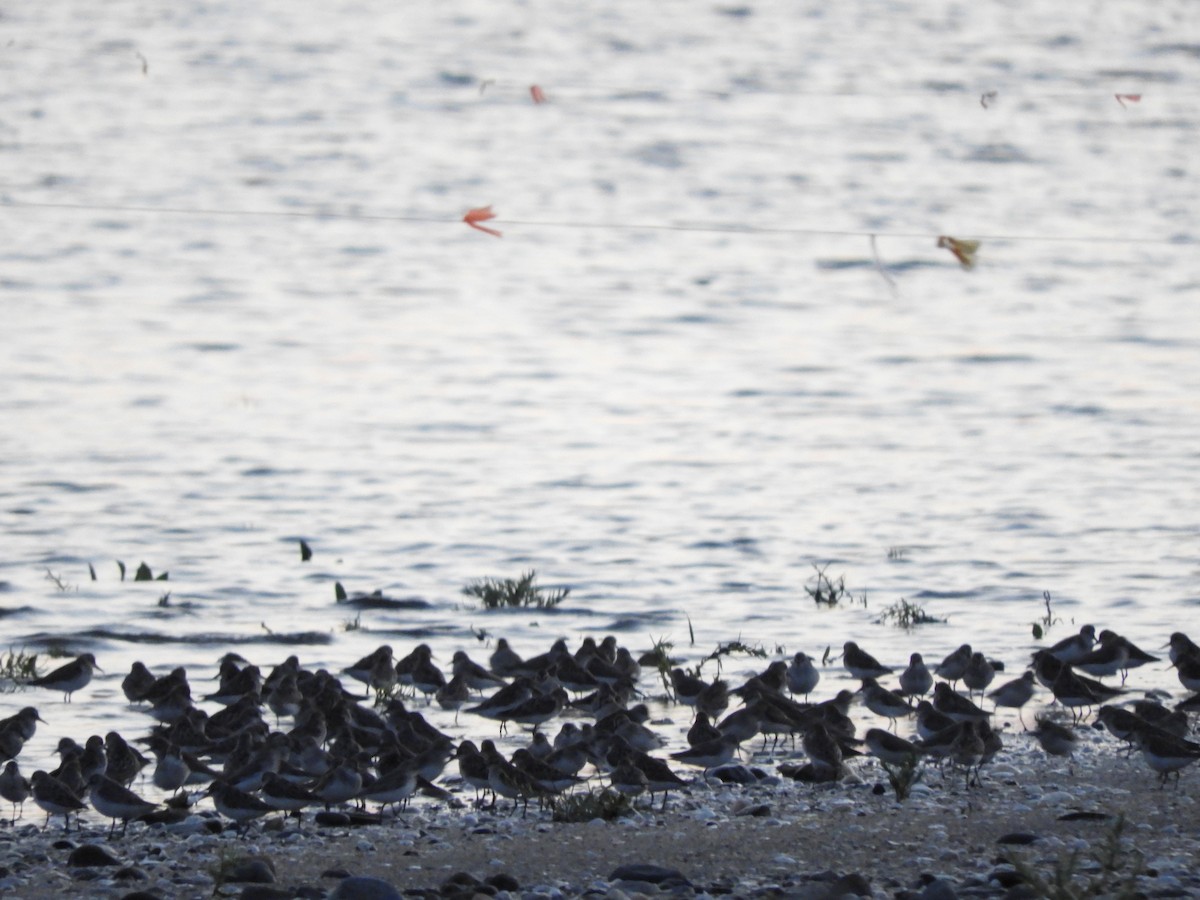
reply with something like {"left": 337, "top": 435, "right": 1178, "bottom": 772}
{"left": 114, "top": 865, "right": 150, "bottom": 881}
{"left": 327, "top": 875, "right": 403, "bottom": 900}
{"left": 314, "top": 811, "right": 353, "bottom": 828}
{"left": 238, "top": 887, "right": 297, "bottom": 900}
{"left": 733, "top": 803, "right": 771, "bottom": 818}
{"left": 918, "top": 877, "right": 960, "bottom": 900}
{"left": 119, "top": 893, "right": 164, "bottom": 900}
{"left": 997, "top": 833, "right": 1038, "bottom": 846}
{"left": 609, "top": 864, "right": 689, "bottom": 886}
{"left": 225, "top": 858, "right": 276, "bottom": 884}
{"left": 487, "top": 874, "right": 521, "bottom": 892}
{"left": 67, "top": 844, "right": 122, "bottom": 867}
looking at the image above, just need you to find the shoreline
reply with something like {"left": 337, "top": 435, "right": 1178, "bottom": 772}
{"left": 3, "top": 737, "right": 1198, "bottom": 899}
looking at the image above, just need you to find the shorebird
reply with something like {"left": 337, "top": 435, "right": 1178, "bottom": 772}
{"left": 608, "top": 761, "right": 649, "bottom": 803}
{"left": 88, "top": 773, "right": 157, "bottom": 836}
{"left": 864, "top": 727, "right": 922, "bottom": 768}
{"left": 842, "top": 642, "right": 892, "bottom": 681}
{"left": 933, "top": 644, "right": 972, "bottom": 685}
{"left": 344, "top": 645, "right": 394, "bottom": 697}
{"left": 1133, "top": 729, "right": 1200, "bottom": 788}
{"left": 30, "top": 770, "right": 87, "bottom": 831}
{"left": 786, "top": 652, "right": 821, "bottom": 698}
{"left": 30, "top": 653, "right": 101, "bottom": 702}
{"left": 122, "top": 661, "right": 157, "bottom": 703}
{"left": 260, "top": 771, "right": 320, "bottom": 821}
{"left": 207, "top": 780, "right": 275, "bottom": 834}
{"left": 489, "top": 638, "right": 526, "bottom": 679}
{"left": 451, "top": 650, "right": 507, "bottom": 692}
{"left": 1045, "top": 624, "right": 1097, "bottom": 665}
{"left": 1030, "top": 717, "right": 1078, "bottom": 773}
{"left": 898, "top": 653, "right": 933, "bottom": 698}
{"left": 670, "top": 668, "right": 706, "bottom": 707}
{"left": 859, "top": 678, "right": 914, "bottom": 728}
{"left": 932, "top": 683, "right": 990, "bottom": 723}
{"left": 988, "top": 671, "right": 1037, "bottom": 728}
{"left": 961, "top": 652, "right": 996, "bottom": 696}
{"left": 0, "top": 706, "right": 44, "bottom": 760}
{"left": 670, "top": 733, "right": 741, "bottom": 774}
{"left": 0, "top": 761, "right": 30, "bottom": 824}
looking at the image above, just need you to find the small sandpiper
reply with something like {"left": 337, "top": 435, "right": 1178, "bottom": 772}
{"left": 88, "top": 773, "right": 158, "bottom": 836}
{"left": 30, "top": 653, "right": 101, "bottom": 702}
{"left": 987, "top": 670, "right": 1037, "bottom": 728}
{"left": 961, "top": 652, "right": 996, "bottom": 697}
{"left": 786, "top": 652, "right": 821, "bottom": 698}
{"left": 932, "top": 683, "right": 990, "bottom": 723}
{"left": 1045, "top": 624, "right": 1097, "bottom": 665}
{"left": 0, "top": 761, "right": 30, "bottom": 824}
{"left": 864, "top": 727, "right": 921, "bottom": 767}
{"left": 30, "top": 770, "right": 87, "bottom": 831}
{"left": 670, "top": 733, "right": 741, "bottom": 774}
{"left": 842, "top": 642, "right": 893, "bottom": 681}
{"left": 207, "top": 780, "right": 275, "bottom": 834}
{"left": 898, "top": 653, "right": 933, "bottom": 698}
{"left": 1030, "top": 716, "right": 1078, "bottom": 772}
{"left": 933, "top": 644, "right": 972, "bottom": 685}
{"left": 859, "top": 678, "right": 914, "bottom": 728}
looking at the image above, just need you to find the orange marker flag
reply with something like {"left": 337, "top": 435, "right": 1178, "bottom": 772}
{"left": 530, "top": 84, "right": 547, "bottom": 104}
{"left": 1114, "top": 93, "right": 1141, "bottom": 108}
{"left": 937, "top": 235, "right": 980, "bottom": 270}
{"left": 464, "top": 206, "right": 502, "bottom": 238}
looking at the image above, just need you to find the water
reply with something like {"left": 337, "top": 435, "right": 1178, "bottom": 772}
{"left": 1, "top": 0, "right": 1198, "bottom": 805}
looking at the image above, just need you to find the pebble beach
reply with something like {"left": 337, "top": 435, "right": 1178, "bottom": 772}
{"left": 2, "top": 703, "right": 1199, "bottom": 900}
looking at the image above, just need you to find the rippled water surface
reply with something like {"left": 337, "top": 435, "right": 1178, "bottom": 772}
{"left": 1, "top": 0, "right": 1198, "bottom": 803}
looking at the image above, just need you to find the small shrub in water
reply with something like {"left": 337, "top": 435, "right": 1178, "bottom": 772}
{"left": 876, "top": 599, "right": 944, "bottom": 630}
{"left": 463, "top": 570, "right": 569, "bottom": 609}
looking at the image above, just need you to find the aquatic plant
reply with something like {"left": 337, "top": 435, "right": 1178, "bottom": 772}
{"left": 0, "top": 649, "right": 38, "bottom": 690}
{"left": 342, "top": 614, "right": 362, "bottom": 632}
{"left": 700, "top": 637, "right": 767, "bottom": 675}
{"left": 1002, "top": 813, "right": 1144, "bottom": 899}
{"left": 804, "top": 564, "right": 867, "bottom": 608}
{"left": 462, "top": 570, "right": 569, "bottom": 610}
{"left": 887, "top": 546, "right": 907, "bottom": 560}
{"left": 1032, "top": 590, "right": 1063, "bottom": 640}
{"left": 550, "top": 788, "right": 633, "bottom": 823}
{"left": 876, "top": 599, "right": 945, "bottom": 630}
{"left": 880, "top": 754, "right": 924, "bottom": 801}
{"left": 43, "top": 568, "right": 76, "bottom": 592}
{"left": 644, "top": 635, "right": 677, "bottom": 698}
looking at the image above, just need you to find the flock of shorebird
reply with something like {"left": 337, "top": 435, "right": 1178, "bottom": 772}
{"left": 2, "top": 624, "right": 1200, "bottom": 836}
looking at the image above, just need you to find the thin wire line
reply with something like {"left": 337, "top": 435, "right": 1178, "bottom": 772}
{"left": 2, "top": 197, "right": 1192, "bottom": 246}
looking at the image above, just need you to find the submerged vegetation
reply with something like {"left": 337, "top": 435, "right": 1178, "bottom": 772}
{"left": 805, "top": 564, "right": 866, "bottom": 608}
{"left": 463, "top": 570, "right": 569, "bottom": 610}
{"left": 1032, "top": 589, "right": 1063, "bottom": 640}
{"left": 876, "top": 598, "right": 945, "bottom": 630}
{"left": 0, "top": 649, "right": 38, "bottom": 689}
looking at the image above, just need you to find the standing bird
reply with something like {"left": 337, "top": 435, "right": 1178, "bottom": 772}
{"left": 1030, "top": 717, "right": 1078, "bottom": 773}
{"left": 842, "top": 642, "right": 893, "bottom": 681}
{"left": 30, "top": 770, "right": 87, "bottom": 831}
{"left": 988, "top": 671, "right": 1037, "bottom": 728}
{"left": 29, "top": 653, "right": 101, "bottom": 702}
{"left": 88, "top": 773, "right": 157, "bottom": 836}
{"left": 0, "top": 761, "right": 30, "bottom": 824}
{"left": 933, "top": 644, "right": 972, "bottom": 685}
{"left": 898, "top": 653, "right": 933, "bottom": 698}
{"left": 962, "top": 652, "right": 996, "bottom": 697}
{"left": 786, "top": 652, "right": 821, "bottom": 698}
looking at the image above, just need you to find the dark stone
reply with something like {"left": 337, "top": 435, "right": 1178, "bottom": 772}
{"left": 315, "top": 811, "right": 353, "bottom": 828}
{"left": 997, "top": 833, "right": 1038, "bottom": 846}
{"left": 486, "top": 874, "right": 521, "bottom": 892}
{"left": 114, "top": 865, "right": 150, "bottom": 881}
{"left": 442, "top": 872, "right": 481, "bottom": 890}
{"left": 828, "top": 873, "right": 871, "bottom": 897}
{"left": 120, "top": 892, "right": 164, "bottom": 900}
{"left": 52, "top": 839, "right": 79, "bottom": 851}
{"left": 238, "top": 888, "right": 297, "bottom": 900}
{"left": 68, "top": 844, "right": 122, "bottom": 867}
{"left": 733, "top": 803, "right": 771, "bottom": 818}
{"left": 988, "top": 868, "right": 1024, "bottom": 888}
{"left": 872, "top": 783, "right": 886, "bottom": 795}
{"left": 610, "top": 864, "right": 690, "bottom": 886}
{"left": 323, "top": 868, "right": 354, "bottom": 880}
{"left": 710, "top": 765, "right": 758, "bottom": 784}
{"left": 328, "top": 876, "right": 404, "bottom": 900}
{"left": 226, "top": 858, "right": 276, "bottom": 884}
{"left": 918, "top": 878, "right": 960, "bottom": 900}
